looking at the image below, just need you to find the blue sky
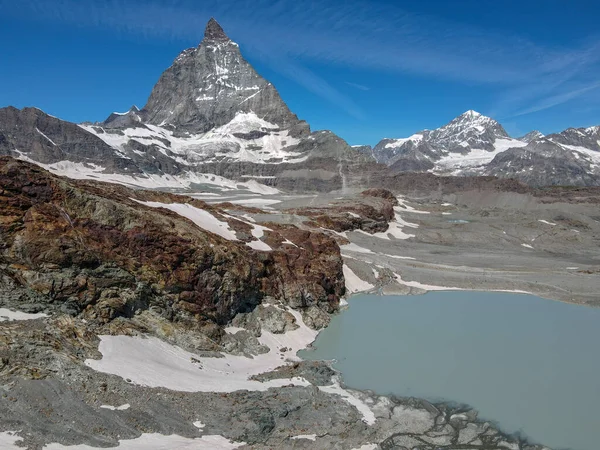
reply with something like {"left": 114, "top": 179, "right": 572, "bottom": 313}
{"left": 1, "top": 0, "right": 599, "bottom": 146}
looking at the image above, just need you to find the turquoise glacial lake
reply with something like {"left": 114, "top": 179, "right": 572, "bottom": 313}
{"left": 300, "top": 292, "right": 600, "bottom": 450}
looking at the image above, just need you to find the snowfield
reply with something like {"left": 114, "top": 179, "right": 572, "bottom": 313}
{"left": 15, "top": 151, "right": 281, "bottom": 195}
{"left": 80, "top": 112, "right": 307, "bottom": 165}
{"left": 435, "top": 138, "right": 528, "bottom": 174}
{"left": 85, "top": 308, "right": 316, "bottom": 393}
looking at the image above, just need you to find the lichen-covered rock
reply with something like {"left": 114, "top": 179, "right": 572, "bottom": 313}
{"left": 0, "top": 157, "right": 344, "bottom": 328}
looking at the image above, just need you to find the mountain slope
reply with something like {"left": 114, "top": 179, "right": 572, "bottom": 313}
{"left": 485, "top": 127, "right": 600, "bottom": 186}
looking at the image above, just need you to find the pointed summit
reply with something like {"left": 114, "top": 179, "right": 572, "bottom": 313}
{"left": 460, "top": 110, "right": 482, "bottom": 119}
{"left": 141, "top": 16, "right": 306, "bottom": 134}
{"left": 204, "top": 18, "right": 229, "bottom": 42}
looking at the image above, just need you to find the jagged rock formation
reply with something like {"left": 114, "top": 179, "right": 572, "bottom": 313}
{"left": 372, "top": 110, "right": 526, "bottom": 172}
{"left": 141, "top": 18, "right": 308, "bottom": 136}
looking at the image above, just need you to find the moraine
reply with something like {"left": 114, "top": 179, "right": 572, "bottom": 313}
{"left": 301, "top": 291, "right": 600, "bottom": 450}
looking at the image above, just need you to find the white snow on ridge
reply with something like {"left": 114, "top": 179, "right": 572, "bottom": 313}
{"left": 384, "top": 134, "right": 423, "bottom": 149}
{"left": 43, "top": 434, "right": 245, "bottom": 449}
{"left": 80, "top": 111, "right": 306, "bottom": 165}
{"left": 85, "top": 309, "right": 317, "bottom": 393}
{"left": 133, "top": 200, "right": 238, "bottom": 241}
{"left": 556, "top": 143, "right": 600, "bottom": 166}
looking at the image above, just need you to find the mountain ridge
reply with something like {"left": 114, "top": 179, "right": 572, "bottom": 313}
{"left": 0, "top": 19, "right": 599, "bottom": 188}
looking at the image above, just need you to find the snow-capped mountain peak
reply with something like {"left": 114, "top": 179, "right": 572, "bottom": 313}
{"left": 372, "top": 110, "right": 521, "bottom": 173}
{"left": 460, "top": 110, "right": 482, "bottom": 119}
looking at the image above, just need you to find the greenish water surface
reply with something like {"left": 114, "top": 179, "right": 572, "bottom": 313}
{"left": 301, "top": 291, "right": 600, "bottom": 450}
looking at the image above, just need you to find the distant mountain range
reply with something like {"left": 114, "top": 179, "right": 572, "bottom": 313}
{"left": 361, "top": 110, "right": 600, "bottom": 187}
{"left": 0, "top": 18, "right": 598, "bottom": 189}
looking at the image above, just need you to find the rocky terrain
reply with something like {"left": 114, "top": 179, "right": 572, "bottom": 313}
{"left": 0, "top": 157, "right": 569, "bottom": 449}
{"left": 1, "top": 15, "right": 599, "bottom": 450}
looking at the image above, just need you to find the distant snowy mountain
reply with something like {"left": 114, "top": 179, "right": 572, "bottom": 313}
{"left": 518, "top": 130, "right": 544, "bottom": 143}
{"left": 373, "top": 111, "right": 600, "bottom": 186}
{"left": 373, "top": 110, "right": 526, "bottom": 174}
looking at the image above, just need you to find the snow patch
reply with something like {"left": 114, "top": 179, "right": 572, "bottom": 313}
{"left": 100, "top": 404, "right": 130, "bottom": 411}
{"left": 343, "top": 265, "right": 375, "bottom": 293}
{"left": 290, "top": 434, "right": 317, "bottom": 441}
{"left": 0, "top": 308, "right": 47, "bottom": 322}
{"left": 318, "top": 382, "right": 376, "bottom": 425}
{"left": 340, "top": 243, "right": 374, "bottom": 254}
{"left": 133, "top": 200, "right": 238, "bottom": 241}
{"left": 85, "top": 309, "right": 317, "bottom": 393}
{"left": 394, "top": 273, "right": 463, "bottom": 291}
{"left": 43, "top": 434, "right": 245, "bottom": 449}
{"left": 0, "top": 431, "right": 23, "bottom": 449}
{"left": 36, "top": 128, "right": 57, "bottom": 146}
{"left": 435, "top": 138, "right": 527, "bottom": 173}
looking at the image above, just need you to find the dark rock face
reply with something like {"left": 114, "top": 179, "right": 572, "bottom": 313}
{"left": 140, "top": 19, "right": 307, "bottom": 136}
{"left": 0, "top": 157, "right": 344, "bottom": 325}
{"left": 0, "top": 107, "right": 140, "bottom": 174}
{"left": 285, "top": 189, "right": 397, "bottom": 234}
{"left": 485, "top": 140, "right": 600, "bottom": 187}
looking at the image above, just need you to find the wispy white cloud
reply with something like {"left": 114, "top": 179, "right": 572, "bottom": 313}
{"left": 345, "top": 82, "right": 370, "bottom": 91}
{"left": 2, "top": 0, "right": 600, "bottom": 119}
{"left": 513, "top": 82, "right": 600, "bottom": 117}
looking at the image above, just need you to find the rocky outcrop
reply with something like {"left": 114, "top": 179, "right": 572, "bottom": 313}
{"left": 0, "top": 157, "right": 344, "bottom": 327}
{"left": 285, "top": 189, "right": 397, "bottom": 234}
